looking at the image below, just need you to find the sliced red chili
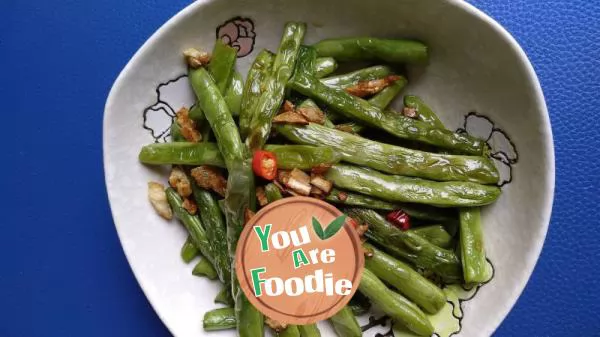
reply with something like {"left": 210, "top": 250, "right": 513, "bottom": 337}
{"left": 252, "top": 150, "right": 278, "bottom": 180}
{"left": 386, "top": 210, "right": 411, "bottom": 231}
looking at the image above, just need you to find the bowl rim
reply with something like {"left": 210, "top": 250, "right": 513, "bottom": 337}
{"left": 103, "top": 0, "right": 555, "bottom": 335}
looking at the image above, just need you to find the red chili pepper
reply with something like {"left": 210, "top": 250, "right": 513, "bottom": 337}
{"left": 252, "top": 150, "right": 278, "bottom": 180}
{"left": 386, "top": 210, "right": 411, "bottom": 230}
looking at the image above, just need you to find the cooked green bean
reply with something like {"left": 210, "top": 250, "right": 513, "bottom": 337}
{"left": 364, "top": 243, "right": 446, "bottom": 314}
{"left": 224, "top": 71, "right": 244, "bottom": 115}
{"left": 314, "top": 57, "right": 337, "bottom": 78}
{"left": 190, "top": 63, "right": 263, "bottom": 336}
{"left": 192, "top": 258, "right": 218, "bottom": 280}
{"left": 165, "top": 188, "right": 217, "bottom": 270}
{"left": 246, "top": 22, "right": 306, "bottom": 150}
{"left": 326, "top": 188, "right": 457, "bottom": 223}
{"left": 235, "top": 290, "right": 264, "bottom": 337}
{"left": 410, "top": 225, "right": 454, "bottom": 249}
{"left": 326, "top": 164, "right": 501, "bottom": 207}
{"left": 191, "top": 181, "right": 230, "bottom": 285}
{"left": 360, "top": 268, "right": 433, "bottom": 336}
{"left": 459, "top": 207, "right": 488, "bottom": 283}
{"left": 329, "top": 306, "right": 362, "bottom": 337}
{"left": 189, "top": 67, "right": 245, "bottom": 167}
{"left": 314, "top": 37, "right": 428, "bottom": 64}
{"left": 276, "top": 123, "right": 498, "bottom": 184}
{"left": 139, "top": 142, "right": 342, "bottom": 171}
{"left": 288, "top": 74, "right": 485, "bottom": 155}
{"left": 240, "top": 50, "right": 275, "bottom": 138}
{"left": 320, "top": 65, "right": 392, "bottom": 88}
{"left": 370, "top": 80, "right": 407, "bottom": 109}
{"left": 298, "top": 324, "right": 321, "bottom": 337}
{"left": 404, "top": 95, "right": 445, "bottom": 129}
{"left": 215, "top": 286, "right": 235, "bottom": 306}
{"left": 348, "top": 208, "right": 462, "bottom": 282}
{"left": 180, "top": 236, "right": 198, "bottom": 263}
{"left": 189, "top": 40, "right": 238, "bottom": 121}
{"left": 348, "top": 292, "right": 372, "bottom": 316}
{"left": 203, "top": 308, "right": 237, "bottom": 331}
{"left": 265, "top": 183, "right": 283, "bottom": 203}
{"left": 279, "top": 325, "right": 301, "bottom": 337}
{"left": 264, "top": 144, "right": 342, "bottom": 170}
{"left": 294, "top": 46, "right": 318, "bottom": 77}
{"left": 208, "top": 39, "right": 238, "bottom": 92}
{"left": 170, "top": 121, "right": 185, "bottom": 142}
{"left": 139, "top": 142, "right": 225, "bottom": 167}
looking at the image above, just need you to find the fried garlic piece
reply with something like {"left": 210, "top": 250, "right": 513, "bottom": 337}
{"left": 148, "top": 182, "right": 173, "bottom": 220}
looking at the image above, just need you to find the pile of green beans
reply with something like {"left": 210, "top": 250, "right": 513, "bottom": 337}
{"left": 139, "top": 23, "right": 500, "bottom": 337}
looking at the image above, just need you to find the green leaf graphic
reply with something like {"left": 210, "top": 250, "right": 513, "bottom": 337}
{"left": 312, "top": 217, "right": 325, "bottom": 240}
{"left": 323, "top": 215, "right": 347, "bottom": 240}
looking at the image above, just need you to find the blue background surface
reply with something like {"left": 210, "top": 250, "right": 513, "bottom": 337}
{"left": 1, "top": 0, "right": 599, "bottom": 336}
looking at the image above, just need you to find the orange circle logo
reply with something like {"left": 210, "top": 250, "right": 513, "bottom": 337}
{"left": 235, "top": 196, "right": 364, "bottom": 325}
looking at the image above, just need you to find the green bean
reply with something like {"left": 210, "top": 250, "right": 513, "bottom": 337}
{"left": 188, "top": 103, "right": 205, "bottom": 121}
{"left": 459, "top": 208, "right": 488, "bottom": 283}
{"left": 246, "top": 22, "right": 306, "bottom": 150}
{"left": 348, "top": 292, "right": 372, "bottom": 316}
{"left": 276, "top": 123, "right": 499, "bottom": 184}
{"left": 139, "top": 142, "right": 343, "bottom": 172}
{"left": 187, "top": 66, "right": 262, "bottom": 335}
{"left": 191, "top": 181, "right": 230, "bottom": 285}
{"left": 404, "top": 95, "right": 445, "bottom": 129}
{"left": 215, "top": 286, "right": 235, "bottom": 306}
{"left": 314, "top": 57, "right": 337, "bottom": 78}
{"left": 360, "top": 268, "right": 434, "bottom": 336}
{"left": 235, "top": 289, "right": 264, "bottom": 337}
{"left": 265, "top": 183, "right": 283, "bottom": 203}
{"left": 329, "top": 306, "right": 362, "bottom": 337}
{"left": 240, "top": 50, "right": 275, "bottom": 138}
{"left": 320, "top": 65, "right": 392, "bottom": 88}
{"left": 264, "top": 144, "right": 342, "bottom": 170}
{"left": 279, "top": 326, "right": 301, "bottom": 337}
{"left": 327, "top": 164, "right": 501, "bottom": 207}
{"left": 298, "top": 324, "right": 321, "bottom": 337}
{"left": 294, "top": 46, "right": 318, "bottom": 77}
{"left": 314, "top": 37, "right": 428, "bottom": 64}
{"left": 288, "top": 74, "right": 485, "bottom": 155}
{"left": 180, "top": 236, "right": 198, "bottom": 263}
{"left": 348, "top": 208, "right": 462, "bottom": 282}
{"left": 165, "top": 188, "right": 217, "bottom": 269}
{"left": 208, "top": 39, "right": 238, "bottom": 92}
{"left": 192, "top": 258, "right": 218, "bottom": 279}
{"left": 189, "top": 40, "right": 238, "bottom": 121}
{"left": 410, "top": 225, "right": 454, "bottom": 249}
{"left": 139, "top": 142, "right": 225, "bottom": 167}
{"left": 224, "top": 71, "right": 243, "bottom": 115}
{"left": 326, "top": 188, "right": 457, "bottom": 223}
{"left": 200, "top": 122, "right": 213, "bottom": 142}
{"left": 189, "top": 67, "right": 245, "bottom": 167}
{"left": 170, "top": 121, "right": 185, "bottom": 142}
{"left": 203, "top": 308, "right": 237, "bottom": 331}
{"left": 370, "top": 80, "right": 407, "bottom": 109}
{"left": 364, "top": 243, "right": 446, "bottom": 314}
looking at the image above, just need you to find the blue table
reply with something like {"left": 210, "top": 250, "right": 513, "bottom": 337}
{"left": 1, "top": 0, "right": 598, "bottom": 335}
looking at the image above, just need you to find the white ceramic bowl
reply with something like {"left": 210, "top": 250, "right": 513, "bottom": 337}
{"left": 104, "top": 0, "right": 554, "bottom": 336}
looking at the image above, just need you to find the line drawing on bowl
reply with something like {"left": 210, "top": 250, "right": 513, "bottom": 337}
{"left": 216, "top": 17, "right": 256, "bottom": 57}
{"left": 360, "top": 259, "right": 496, "bottom": 337}
{"left": 141, "top": 73, "right": 506, "bottom": 337}
{"left": 456, "top": 112, "right": 518, "bottom": 187}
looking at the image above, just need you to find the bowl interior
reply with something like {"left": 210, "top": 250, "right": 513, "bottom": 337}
{"left": 104, "top": 0, "right": 554, "bottom": 336}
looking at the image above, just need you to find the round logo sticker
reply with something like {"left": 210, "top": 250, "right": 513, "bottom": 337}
{"left": 235, "top": 196, "right": 364, "bottom": 325}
